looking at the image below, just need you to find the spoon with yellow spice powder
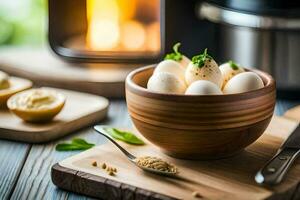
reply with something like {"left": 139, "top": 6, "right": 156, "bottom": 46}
{"left": 94, "top": 126, "right": 178, "bottom": 176}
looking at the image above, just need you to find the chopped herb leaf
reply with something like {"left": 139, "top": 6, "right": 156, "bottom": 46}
{"left": 56, "top": 138, "right": 95, "bottom": 151}
{"left": 191, "top": 48, "right": 213, "bottom": 68}
{"left": 228, "top": 60, "right": 239, "bottom": 70}
{"left": 164, "top": 42, "right": 183, "bottom": 61}
{"left": 103, "top": 128, "right": 145, "bottom": 145}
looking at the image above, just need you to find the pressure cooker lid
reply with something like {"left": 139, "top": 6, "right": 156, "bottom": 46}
{"left": 206, "top": 0, "right": 300, "bottom": 17}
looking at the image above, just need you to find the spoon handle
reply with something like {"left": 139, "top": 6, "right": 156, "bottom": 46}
{"left": 94, "top": 126, "right": 136, "bottom": 160}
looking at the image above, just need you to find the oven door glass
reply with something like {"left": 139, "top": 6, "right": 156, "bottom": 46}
{"left": 49, "top": 0, "right": 163, "bottom": 63}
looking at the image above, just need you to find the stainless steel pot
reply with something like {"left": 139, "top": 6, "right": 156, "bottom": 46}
{"left": 199, "top": 2, "right": 300, "bottom": 97}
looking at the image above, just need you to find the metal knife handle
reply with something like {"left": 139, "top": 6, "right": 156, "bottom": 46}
{"left": 255, "top": 147, "right": 300, "bottom": 185}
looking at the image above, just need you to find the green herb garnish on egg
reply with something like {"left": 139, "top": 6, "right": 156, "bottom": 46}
{"left": 164, "top": 42, "right": 183, "bottom": 61}
{"left": 191, "top": 48, "right": 213, "bottom": 68}
{"left": 228, "top": 60, "right": 239, "bottom": 70}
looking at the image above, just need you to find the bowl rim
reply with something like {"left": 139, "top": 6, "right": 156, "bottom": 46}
{"left": 126, "top": 64, "right": 276, "bottom": 101}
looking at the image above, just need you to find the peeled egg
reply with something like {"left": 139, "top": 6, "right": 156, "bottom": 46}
{"left": 185, "top": 59, "right": 222, "bottom": 88}
{"left": 147, "top": 72, "right": 186, "bottom": 94}
{"left": 219, "top": 62, "right": 245, "bottom": 89}
{"left": 185, "top": 80, "right": 222, "bottom": 95}
{"left": 154, "top": 60, "right": 185, "bottom": 81}
{"left": 178, "top": 55, "right": 191, "bottom": 68}
{"left": 164, "top": 43, "right": 191, "bottom": 68}
{"left": 223, "top": 72, "right": 264, "bottom": 94}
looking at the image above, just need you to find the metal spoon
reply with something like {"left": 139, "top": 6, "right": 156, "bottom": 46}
{"left": 94, "top": 125, "right": 178, "bottom": 176}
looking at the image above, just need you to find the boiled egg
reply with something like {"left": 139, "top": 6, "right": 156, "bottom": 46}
{"left": 0, "top": 71, "right": 10, "bottom": 90}
{"left": 178, "top": 55, "right": 191, "bottom": 68}
{"left": 147, "top": 72, "right": 186, "bottom": 94}
{"left": 223, "top": 72, "right": 264, "bottom": 94}
{"left": 154, "top": 60, "right": 185, "bottom": 81}
{"left": 220, "top": 61, "right": 245, "bottom": 89}
{"left": 164, "top": 43, "right": 191, "bottom": 68}
{"left": 185, "top": 49, "right": 222, "bottom": 87}
{"left": 0, "top": 72, "right": 32, "bottom": 108}
{"left": 7, "top": 88, "right": 65, "bottom": 122}
{"left": 185, "top": 80, "right": 222, "bottom": 95}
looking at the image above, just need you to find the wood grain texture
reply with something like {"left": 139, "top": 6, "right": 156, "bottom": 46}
{"left": 0, "top": 47, "right": 139, "bottom": 98}
{"left": 52, "top": 115, "right": 300, "bottom": 200}
{"left": 51, "top": 164, "right": 174, "bottom": 200}
{"left": 125, "top": 65, "right": 276, "bottom": 159}
{"left": 0, "top": 141, "right": 30, "bottom": 200}
{"left": 9, "top": 100, "right": 130, "bottom": 200}
{"left": 0, "top": 100, "right": 297, "bottom": 200}
{"left": 0, "top": 87, "right": 109, "bottom": 143}
{"left": 283, "top": 105, "right": 300, "bottom": 121}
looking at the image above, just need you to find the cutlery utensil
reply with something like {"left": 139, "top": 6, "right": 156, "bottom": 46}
{"left": 255, "top": 125, "right": 300, "bottom": 185}
{"left": 93, "top": 125, "right": 178, "bottom": 177}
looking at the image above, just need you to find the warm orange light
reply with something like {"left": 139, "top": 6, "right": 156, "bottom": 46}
{"left": 146, "top": 22, "right": 160, "bottom": 51}
{"left": 86, "top": 0, "right": 120, "bottom": 50}
{"left": 118, "top": 0, "right": 137, "bottom": 21}
{"left": 86, "top": 0, "right": 119, "bottom": 21}
{"left": 121, "top": 20, "right": 146, "bottom": 50}
{"left": 87, "top": 19, "right": 120, "bottom": 50}
{"left": 86, "top": 0, "right": 161, "bottom": 52}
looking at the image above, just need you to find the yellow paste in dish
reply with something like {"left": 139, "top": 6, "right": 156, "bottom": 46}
{"left": 0, "top": 71, "right": 32, "bottom": 107}
{"left": 10, "top": 89, "right": 59, "bottom": 110}
{"left": 7, "top": 88, "right": 65, "bottom": 122}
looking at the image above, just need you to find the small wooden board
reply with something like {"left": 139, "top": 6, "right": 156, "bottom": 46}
{"left": 51, "top": 110, "right": 300, "bottom": 200}
{"left": 0, "top": 87, "right": 109, "bottom": 143}
{"left": 0, "top": 47, "right": 139, "bottom": 98}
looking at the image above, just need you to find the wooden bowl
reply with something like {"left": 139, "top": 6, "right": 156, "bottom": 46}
{"left": 125, "top": 65, "right": 276, "bottom": 160}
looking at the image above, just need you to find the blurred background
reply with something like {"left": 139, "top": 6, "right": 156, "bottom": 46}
{"left": 0, "top": 0, "right": 46, "bottom": 46}
{"left": 1, "top": 0, "right": 300, "bottom": 99}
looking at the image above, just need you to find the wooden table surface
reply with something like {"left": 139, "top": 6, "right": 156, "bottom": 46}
{"left": 0, "top": 99, "right": 299, "bottom": 200}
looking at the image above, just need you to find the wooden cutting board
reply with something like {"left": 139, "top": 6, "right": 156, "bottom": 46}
{"left": 0, "top": 47, "right": 139, "bottom": 98}
{"left": 51, "top": 107, "right": 300, "bottom": 200}
{"left": 0, "top": 87, "right": 109, "bottom": 143}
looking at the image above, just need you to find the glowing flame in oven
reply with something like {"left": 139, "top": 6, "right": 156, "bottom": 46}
{"left": 86, "top": 0, "right": 161, "bottom": 52}
{"left": 120, "top": 20, "right": 146, "bottom": 50}
{"left": 86, "top": 0, "right": 120, "bottom": 50}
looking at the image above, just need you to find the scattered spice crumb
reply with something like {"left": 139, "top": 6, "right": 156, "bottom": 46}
{"left": 94, "top": 162, "right": 117, "bottom": 175}
{"left": 102, "top": 163, "right": 107, "bottom": 169}
{"left": 102, "top": 164, "right": 118, "bottom": 176}
{"left": 192, "top": 191, "right": 202, "bottom": 198}
{"left": 92, "top": 161, "right": 97, "bottom": 167}
{"left": 108, "top": 171, "right": 115, "bottom": 176}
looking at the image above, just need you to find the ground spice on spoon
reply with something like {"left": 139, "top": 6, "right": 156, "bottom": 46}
{"left": 134, "top": 156, "right": 178, "bottom": 173}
